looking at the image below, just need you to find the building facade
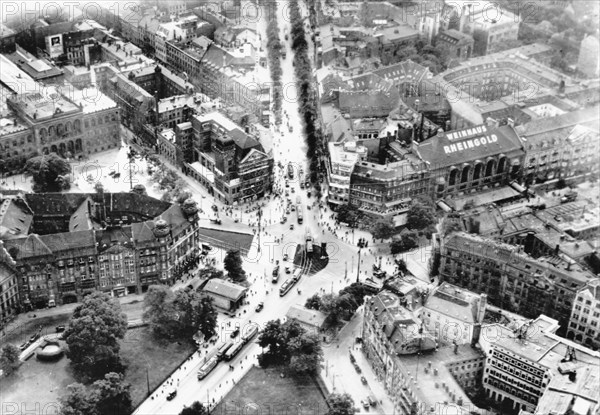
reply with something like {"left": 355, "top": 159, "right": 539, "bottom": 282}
{"left": 3, "top": 193, "right": 201, "bottom": 308}
{"left": 568, "top": 279, "right": 600, "bottom": 350}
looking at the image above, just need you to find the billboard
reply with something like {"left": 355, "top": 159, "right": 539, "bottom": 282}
{"left": 46, "top": 34, "right": 63, "bottom": 58}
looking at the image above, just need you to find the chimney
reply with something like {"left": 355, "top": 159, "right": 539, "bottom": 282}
{"left": 555, "top": 244, "right": 560, "bottom": 255}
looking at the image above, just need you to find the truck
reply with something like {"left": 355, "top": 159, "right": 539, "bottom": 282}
{"left": 561, "top": 191, "right": 577, "bottom": 203}
{"left": 306, "top": 234, "right": 313, "bottom": 254}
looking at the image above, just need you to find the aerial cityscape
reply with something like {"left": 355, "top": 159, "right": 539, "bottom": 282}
{"left": 0, "top": 0, "right": 599, "bottom": 414}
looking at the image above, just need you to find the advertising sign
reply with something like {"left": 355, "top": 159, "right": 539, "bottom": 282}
{"left": 46, "top": 34, "right": 63, "bottom": 58}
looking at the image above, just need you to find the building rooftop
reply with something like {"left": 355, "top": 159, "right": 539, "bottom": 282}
{"left": 286, "top": 305, "right": 327, "bottom": 328}
{"left": 0, "top": 54, "right": 40, "bottom": 95}
{"left": 8, "top": 89, "right": 80, "bottom": 122}
{"left": 352, "top": 158, "right": 423, "bottom": 182}
{"left": 202, "top": 278, "right": 247, "bottom": 301}
{"left": 67, "top": 86, "right": 117, "bottom": 114}
{"left": 397, "top": 344, "right": 482, "bottom": 413}
{"left": 414, "top": 124, "right": 524, "bottom": 169}
{"left": 424, "top": 282, "right": 483, "bottom": 325}
{"left": 536, "top": 365, "right": 600, "bottom": 415}
{"left": 0, "top": 23, "right": 16, "bottom": 38}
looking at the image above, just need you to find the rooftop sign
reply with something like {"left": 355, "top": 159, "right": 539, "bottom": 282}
{"left": 443, "top": 125, "right": 499, "bottom": 155}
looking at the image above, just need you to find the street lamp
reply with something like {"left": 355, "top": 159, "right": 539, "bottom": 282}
{"left": 257, "top": 207, "right": 263, "bottom": 253}
{"left": 356, "top": 248, "right": 362, "bottom": 283}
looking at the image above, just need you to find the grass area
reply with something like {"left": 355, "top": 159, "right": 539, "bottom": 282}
{"left": 212, "top": 367, "right": 329, "bottom": 415}
{"left": 121, "top": 328, "right": 196, "bottom": 407}
{"left": 0, "top": 342, "right": 74, "bottom": 411}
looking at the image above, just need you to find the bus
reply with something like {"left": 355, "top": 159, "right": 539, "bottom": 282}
{"left": 242, "top": 326, "right": 259, "bottom": 343}
{"left": 279, "top": 278, "right": 295, "bottom": 296}
{"left": 223, "top": 340, "right": 244, "bottom": 361}
{"left": 216, "top": 341, "right": 234, "bottom": 360}
{"left": 297, "top": 208, "right": 303, "bottom": 224}
{"left": 197, "top": 356, "right": 218, "bottom": 380}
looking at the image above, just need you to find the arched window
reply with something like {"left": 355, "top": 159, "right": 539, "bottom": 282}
{"left": 497, "top": 157, "right": 506, "bottom": 174}
{"left": 473, "top": 163, "right": 483, "bottom": 180}
{"left": 485, "top": 159, "right": 495, "bottom": 176}
{"left": 461, "top": 165, "right": 470, "bottom": 183}
{"left": 49, "top": 125, "right": 56, "bottom": 136}
{"left": 449, "top": 169, "right": 458, "bottom": 186}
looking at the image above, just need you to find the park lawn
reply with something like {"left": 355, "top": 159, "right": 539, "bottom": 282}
{"left": 212, "top": 367, "right": 329, "bottom": 415}
{"left": 121, "top": 328, "right": 196, "bottom": 407}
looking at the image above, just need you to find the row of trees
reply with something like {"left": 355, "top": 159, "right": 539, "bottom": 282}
{"left": 23, "top": 153, "right": 72, "bottom": 193}
{"left": 305, "top": 282, "right": 371, "bottom": 327}
{"left": 147, "top": 156, "right": 190, "bottom": 203}
{"left": 260, "top": 0, "right": 283, "bottom": 123}
{"left": 143, "top": 285, "right": 217, "bottom": 341}
{"left": 289, "top": 0, "right": 324, "bottom": 197}
{"left": 60, "top": 372, "right": 132, "bottom": 415}
{"left": 257, "top": 319, "right": 323, "bottom": 376}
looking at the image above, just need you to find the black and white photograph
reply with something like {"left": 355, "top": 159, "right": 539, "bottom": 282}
{"left": 0, "top": 0, "right": 599, "bottom": 414}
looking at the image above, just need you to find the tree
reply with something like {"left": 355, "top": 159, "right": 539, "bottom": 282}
{"left": 390, "top": 231, "right": 419, "bottom": 254}
{"left": 336, "top": 204, "right": 362, "bottom": 227}
{"left": 223, "top": 250, "right": 247, "bottom": 282}
{"left": 59, "top": 383, "right": 99, "bottom": 415}
{"left": 0, "top": 344, "right": 21, "bottom": 376}
{"left": 198, "top": 265, "right": 224, "bottom": 281}
{"left": 143, "top": 285, "right": 217, "bottom": 341}
{"left": 370, "top": 219, "right": 396, "bottom": 240}
{"left": 180, "top": 402, "right": 209, "bottom": 415}
{"left": 288, "top": 332, "right": 323, "bottom": 376}
{"left": 143, "top": 285, "right": 177, "bottom": 338}
{"left": 406, "top": 198, "right": 436, "bottom": 230}
{"left": 305, "top": 294, "right": 322, "bottom": 310}
{"left": 172, "top": 290, "right": 217, "bottom": 340}
{"left": 94, "top": 372, "right": 132, "bottom": 415}
{"left": 64, "top": 292, "right": 128, "bottom": 380}
{"left": 257, "top": 319, "right": 289, "bottom": 367}
{"left": 326, "top": 393, "right": 355, "bottom": 415}
{"left": 94, "top": 182, "right": 104, "bottom": 194}
{"left": 24, "top": 153, "right": 72, "bottom": 192}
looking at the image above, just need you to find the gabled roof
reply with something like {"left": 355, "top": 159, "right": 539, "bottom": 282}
{"left": 69, "top": 197, "right": 95, "bottom": 232}
{"left": 0, "top": 196, "right": 33, "bottom": 240}
{"left": 203, "top": 279, "right": 247, "bottom": 301}
{"left": 286, "top": 305, "right": 327, "bottom": 328}
{"left": 157, "top": 204, "right": 191, "bottom": 235}
{"left": 39, "top": 230, "right": 96, "bottom": 253}
{"left": 5, "top": 234, "right": 53, "bottom": 259}
{"left": 131, "top": 221, "right": 158, "bottom": 244}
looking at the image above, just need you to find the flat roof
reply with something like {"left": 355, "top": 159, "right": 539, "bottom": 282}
{"left": 9, "top": 89, "right": 80, "bottom": 121}
{"left": 0, "top": 54, "right": 40, "bottom": 95}
{"left": 202, "top": 279, "right": 247, "bottom": 301}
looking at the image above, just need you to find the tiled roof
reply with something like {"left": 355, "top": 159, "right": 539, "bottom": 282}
{"left": 68, "top": 198, "right": 94, "bottom": 232}
{"left": 4, "top": 234, "right": 52, "bottom": 259}
{"left": 203, "top": 279, "right": 247, "bottom": 301}
{"left": 39, "top": 230, "right": 96, "bottom": 253}
{"left": 286, "top": 305, "right": 327, "bottom": 328}
{"left": 0, "top": 197, "right": 33, "bottom": 240}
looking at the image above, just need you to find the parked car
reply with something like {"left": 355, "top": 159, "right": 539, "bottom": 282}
{"left": 368, "top": 396, "right": 377, "bottom": 407}
{"left": 29, "top": 332, "right": 40, "bottom": 343}
{"left": 353, "top": 363, "right": 362, "bottom": 373}
{"left": 361, "top": 400, "right": 370, "bottom": 409}
{"left": 283, "top": 254, "right": 289, "bottom": 261}
{"left": 167, "top": 390, "right": 177, "bottom": 401}
{"left": 230, "top": 328, "right": 240, "bottom": 338}
{"left": 285, "top": 267, "right": 291, "bottom": 274}
{"left": 361, "top": 376, "right": 368, "bottom": 385}
{"left": 55, "top": 325, "right": 66, "bottom": 333}
{"left": 291, "top": 188, "right": 295, "bottom": 193}
{"left": 290, "top": 224, "right": 294, "bottom": 230}
{"left": 19, "top": 342, "right": 28, "bottom": 351}
{"left": 256, "top": 302, "right": 264, "bottom": 312}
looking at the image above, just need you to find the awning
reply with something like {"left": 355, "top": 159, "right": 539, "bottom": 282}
{"left": 458, "top": 186, "right": 521, "bottom": 209}
{"left": 510, "top": 181, "right": 526, "bottom": 193}
{"left": 437, "top": 201, "right": 453, "bottom": 212}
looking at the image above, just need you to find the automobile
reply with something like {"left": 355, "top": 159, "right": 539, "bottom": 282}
{"left": 283, "top": 254, "right": 289, "bottom": 261}
{"left": 300, "top": 182, "right": 304, "bottom": 189}
{"left": 166, "top": 390, "right": 177, "bottom": 401}
{"left": 285, "top": 191, "right": 289, "bottom": 197}
{"left": 361, "top": 376, "right": 368, "bottom": 385}
{"left": 291, "top": 206, "right": 296, "bottom": 212}
{"left": 367, "top": 396, "right": 377, "bottom": 407}
{"left": 307, "top": 205, "right": 311, "bottom": 210}
{"left": 286, "top": 209, "right": 291, "bottom": 215}
{"left": 19, "top": 342, "right": 28, "bottom": 351}
{"left": 285, "top": 182, "right": 290, "bottom": 188}
{"left": 230, "top": 328, "right": 240, "bottom": 338}
{"left": 285, "top": 267, "right": 291, "bottom": 274}
{"left": 255, "top": 302, "right": 264, "bottom": 312}
{"left": 354, "top": 363, "right": 362, "bottom": 374}
{"left": 307, "top": 191, "right": 312, "bottom": 198}
{"left": 280, "top": 217, "right": 287, "bottom": 224}
{"left": 361, "top": 400, "right": 370, "bottom": 409}
{"left": 55, "top": 325, "right": 66, "bottom": 333}
{"left": 291, "top": 187, "right": 295, "bottom": 193}
{"left": 290, "top": 224, "right": 294, "bottom": 230}
{"left": 30, "top": 332, "right": 40, "bottom": 343}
